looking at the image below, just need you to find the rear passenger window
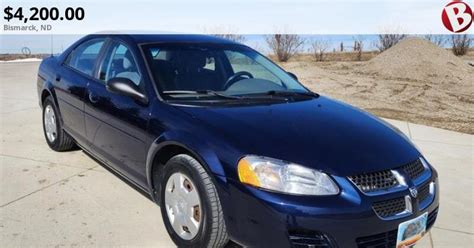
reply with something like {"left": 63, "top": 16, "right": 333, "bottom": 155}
{"left": 66, "top": 39, "right": 105, "bottom": 76}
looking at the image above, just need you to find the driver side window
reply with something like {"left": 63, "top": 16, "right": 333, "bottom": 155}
{"left": 99, "top": 43, "right": 141, "bottom": 86}
{"left": 224, "top": 51, "right": 281, "bottom": 85}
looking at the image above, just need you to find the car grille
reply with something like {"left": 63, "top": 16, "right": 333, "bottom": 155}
{"left": 348, "top": 170, "right": 398, "bottom": 193}
{"left": 372, "top": 197, "right": 407, "bottom": 218}
{"left": 349, "top": 159, "right": 427, "bottom": 194}
{"left": 289, "top": 230, "right": 336, "bottom": 248}
{"left": 417, "top": 181, "right": 431, "bottom": 203}
{"left": 356, "top": 229, "right": 397, "bottom": 248}
{"left": 400, "top": 159, "right": 425, "bottom": 180}
{"left": 427, "top": 207, "right": 439, "bottom": 230}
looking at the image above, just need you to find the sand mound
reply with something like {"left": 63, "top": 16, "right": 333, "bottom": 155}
{"left": 360, "top": 38, "right": 473, "bottom": 84}
{"left": 282, "top": 37, "right": 474, "bottom": 133}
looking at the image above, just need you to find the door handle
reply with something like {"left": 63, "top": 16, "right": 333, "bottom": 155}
{"left": 88, "top": 92, "right": 99, "bottom": 104}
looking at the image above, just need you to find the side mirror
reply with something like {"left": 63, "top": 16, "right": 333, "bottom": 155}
{"left": 106, "top": 77, "right": 148, "bottom": 104}
{"left": 287, "top": 72, "right": 298, "bottom": 81}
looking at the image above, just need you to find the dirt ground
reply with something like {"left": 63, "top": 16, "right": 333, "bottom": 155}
{"left": 281, "top": 61, "right": 474, "bottom": 134}
{"left": 279, "top": 41, "right": 474, "bottom": 134}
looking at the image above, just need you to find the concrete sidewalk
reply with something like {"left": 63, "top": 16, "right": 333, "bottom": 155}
{"left": 1, "top": 62, "right": 473, "bottom": 247}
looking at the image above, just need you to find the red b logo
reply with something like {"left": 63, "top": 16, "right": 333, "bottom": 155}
{"left": 442, "top": 1, "right": 473, "bottom": 33}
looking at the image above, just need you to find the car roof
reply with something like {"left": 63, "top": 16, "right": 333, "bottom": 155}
{"left": 86, "top": 33, "right": 242, "bottom": 45}
{"left": 59, "top": 33, "right": 248, "bottom": 62}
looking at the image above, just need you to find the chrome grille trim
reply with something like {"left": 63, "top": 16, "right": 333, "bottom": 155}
{"left": 347, "top": 170, "right": 399, "bottom": 193}
{"left": 400, "top": 159, "right": 425, "bottom": 180}
{"left": 411, "top": 158, "right": 433, "bottom": 186}
{"left": 348, "top": 157, "right": 437, "bottom": 220}
{"left": 372, "top": 195, "right": 413, "bottom": 220}
{"left": 347, "top": 158, "right": 433, "bottom": 196}
{"left": 418, "top": 181, "right": 436, "bottom": 211}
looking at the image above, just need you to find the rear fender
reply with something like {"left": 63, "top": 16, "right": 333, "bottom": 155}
{"left": 38, "top": 56, "right": 63, "bottom": 123}
{"left": 39, "top": 82, "right": 64, "bottom": 124}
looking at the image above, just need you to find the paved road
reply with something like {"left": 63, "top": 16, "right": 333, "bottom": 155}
{"left": 1, "top": 62, "right": 473, "bottom": 247}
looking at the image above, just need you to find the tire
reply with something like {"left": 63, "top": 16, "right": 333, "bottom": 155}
{"left": 42, "top": 96, "right": 76, "bottom": 151}
{"left": 160, "top": 154, "right": 229, "bottom": 248}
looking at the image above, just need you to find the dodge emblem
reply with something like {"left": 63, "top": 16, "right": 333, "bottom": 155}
{"left": 409, "top": 187, "right": 418, "bottom": 198}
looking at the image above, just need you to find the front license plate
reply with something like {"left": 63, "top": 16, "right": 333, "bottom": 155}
{"left": 396, "top": 212, "right": 428, "bottom": 248}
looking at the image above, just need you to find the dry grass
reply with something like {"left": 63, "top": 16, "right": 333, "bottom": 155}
{"left": 269, "top": 51, "right": 379, "bottom": 62}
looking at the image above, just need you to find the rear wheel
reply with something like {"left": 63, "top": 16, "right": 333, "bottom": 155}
{"left": 160, "top": 154, "right": 229, "bottom": 247}
{"left": 42, "top": 96, "right": 75, "bottom": 151}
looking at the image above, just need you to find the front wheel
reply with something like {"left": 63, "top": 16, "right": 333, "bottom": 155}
{"left": 160, "top": 154, "right": 229, "bottom": 247}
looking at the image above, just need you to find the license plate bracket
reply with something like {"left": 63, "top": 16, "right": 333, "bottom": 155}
{"left": 396, "top": 212, "right": 428, "bottom": 248}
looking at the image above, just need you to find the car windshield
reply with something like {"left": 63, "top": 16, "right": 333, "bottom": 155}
{"left": 142, "top": 43, "right": 310, "bottom": 100}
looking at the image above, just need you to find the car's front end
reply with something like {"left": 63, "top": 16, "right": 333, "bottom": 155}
{"left": 219, "top": 156, "right": 439, "bottom": 247}
{"left": 142, "top": 39, "right": 440, "bottom": 247}
{"left": 171, "top": 94, "right": 440, "bottom": 247}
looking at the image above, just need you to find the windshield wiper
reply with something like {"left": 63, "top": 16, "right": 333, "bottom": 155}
{"left": 239, "top": 90, "right": 319, "bottom": 99}
{"left": 162, "top": 90, "right": 243, "bottom": 99}
{"left": 265, "top": 90, "right": 319, "bottom": 98}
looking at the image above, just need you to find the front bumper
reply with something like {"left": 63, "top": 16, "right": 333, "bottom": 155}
{"left": 216, "top": 172, "right": 439, "bottom": 248}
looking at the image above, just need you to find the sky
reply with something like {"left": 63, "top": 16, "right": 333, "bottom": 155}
{"left": 1, "top": 1, "right": 472, "bottom": 53}
{"left": 0, "top": 0, "right": 466, "bottom": 34}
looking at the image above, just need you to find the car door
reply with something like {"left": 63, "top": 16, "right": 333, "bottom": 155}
{"left": 56, "top": 38, "right": 106, "bottom": 145}
{"left": 84, "top": 40, "right": 150, "bottom": 188}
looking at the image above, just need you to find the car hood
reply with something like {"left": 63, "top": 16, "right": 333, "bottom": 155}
{"left": 175, "top": 96, "right": 420, "bottom": 177}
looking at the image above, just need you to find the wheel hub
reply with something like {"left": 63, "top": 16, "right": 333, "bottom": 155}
{"left": 165, "top": 173, "right": 202, "bottom": 240}
{"left": 44, "top": 105, "right": 57, "bottom": 143}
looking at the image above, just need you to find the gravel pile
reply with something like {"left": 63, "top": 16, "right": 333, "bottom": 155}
{"left": 360, "top": 38, "right": 473, "bottom": 88}
{"left": 280, "top": 37, "right": 474, "bottom": 133}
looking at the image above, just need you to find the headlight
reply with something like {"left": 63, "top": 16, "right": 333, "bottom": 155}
{"left": 237, "top": 155, "right": 339, "bottom": 195}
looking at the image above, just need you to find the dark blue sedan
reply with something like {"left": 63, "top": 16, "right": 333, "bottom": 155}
{"left": 37, "top": 34, "right": 439, "bottom": 247}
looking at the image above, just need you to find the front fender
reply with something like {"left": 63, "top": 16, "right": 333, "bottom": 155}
{"left": 145, "top": 130, "right": 227, "bottom": 198}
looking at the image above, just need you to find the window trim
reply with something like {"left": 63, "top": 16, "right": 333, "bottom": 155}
{"left": 63, "top": 38, "right": 107, "bottom": 79}
{"left": 139, "top": 44, "right": 163, "bottom": 101}
{"left": 96, "top": 38, "right": 146, "bottom": 93}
